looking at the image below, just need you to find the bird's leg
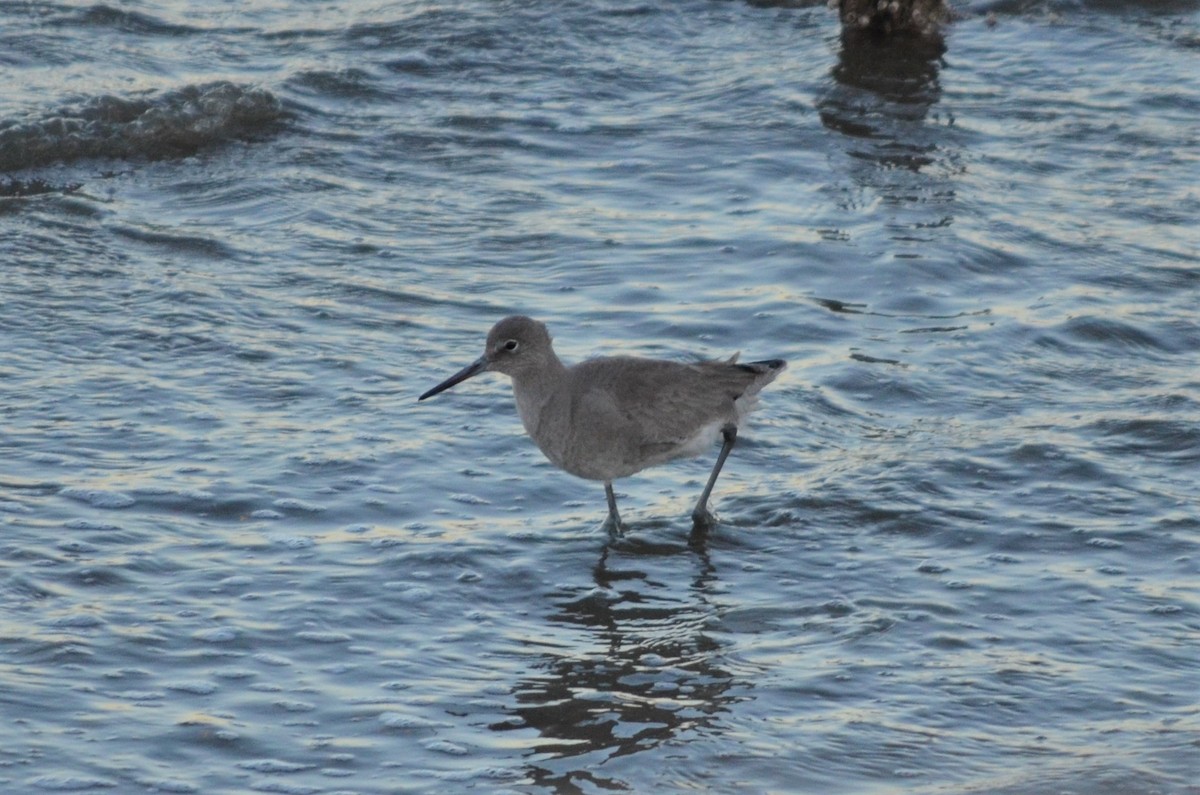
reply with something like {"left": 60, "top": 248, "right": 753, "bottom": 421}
{"left": 603, "top": 481, "right": 625, "bottom": 536}
{"left": 692, "top": 424, "right": 737, "bottom": 528}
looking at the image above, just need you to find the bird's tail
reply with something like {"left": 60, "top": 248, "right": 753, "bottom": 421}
{"left": 737, "top": 358, "right": 787, "bottom": 376}
{"left": 743, "top": 358, "right": 786, "bottom": 371}
{"left": 735, "top": 358, "right": 787, "bottom": 394}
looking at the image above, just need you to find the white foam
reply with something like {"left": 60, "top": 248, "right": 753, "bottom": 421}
{"left": 59, "top": 487, "right": 136, "bottom": 509}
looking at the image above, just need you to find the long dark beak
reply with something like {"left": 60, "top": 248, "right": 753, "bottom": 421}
{"left": 418, "top": 355, "right": 488, "bottom": 401}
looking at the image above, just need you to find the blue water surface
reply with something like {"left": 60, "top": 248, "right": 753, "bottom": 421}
{"left": 2, "top": 1, "right": 1198, "bottom": 793}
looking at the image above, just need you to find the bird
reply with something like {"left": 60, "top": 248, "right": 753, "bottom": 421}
{"left": 418, "top": 315, "right": 786, "bottom": 532}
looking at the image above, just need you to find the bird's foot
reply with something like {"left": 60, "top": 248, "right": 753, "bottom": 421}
{"left": 691, "top": 505, "right": 717, "bottom": 530}
{"left": 689, "top": 506, "right": 717, "bottom": 548}
{"left": 601, "top": 511, "right": 627, "bottom": 539}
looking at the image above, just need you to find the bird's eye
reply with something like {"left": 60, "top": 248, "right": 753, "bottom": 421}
{"left": 503, "top": 339, "right": 519, "bottom": 352}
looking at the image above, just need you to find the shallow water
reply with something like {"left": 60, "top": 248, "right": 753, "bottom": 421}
{"left": 2, "top": 1, "right": 1198, "bottom": 793}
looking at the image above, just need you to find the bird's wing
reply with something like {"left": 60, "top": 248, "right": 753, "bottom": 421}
{"left": 573, "top": 357, "right": 744, "bottom": 449}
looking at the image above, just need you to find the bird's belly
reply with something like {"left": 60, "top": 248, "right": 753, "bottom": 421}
{"left": 672, "top": 420, "right": 725, "bottom": 460}
{"left": 550, "top": 419, "right": 724, "bottom": 482}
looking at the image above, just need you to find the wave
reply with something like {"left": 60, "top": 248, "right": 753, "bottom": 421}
{"left": 0, "top": 81, "right": 285, "bottom": 172}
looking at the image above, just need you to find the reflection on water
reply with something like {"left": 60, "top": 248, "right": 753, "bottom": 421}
{"left": 497, "top": 536, "right": 735, "bottom": 792}
{"left": 815, "top": 25, "right": 962, "bottom": 284}
{"left": 818, "top": 30, "right": 948, "bottom": 172}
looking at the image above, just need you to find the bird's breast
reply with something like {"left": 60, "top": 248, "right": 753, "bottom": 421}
{"left": 512, "top": 380, "right": 572, "bottom": 467}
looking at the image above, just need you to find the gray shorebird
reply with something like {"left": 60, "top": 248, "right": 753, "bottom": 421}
{"left": 419, "top": 316, "right": 785, "bottom": 531}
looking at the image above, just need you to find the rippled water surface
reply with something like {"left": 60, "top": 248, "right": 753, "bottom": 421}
{"left": 3, "top": 1, "right": 1198, "bottom": 793}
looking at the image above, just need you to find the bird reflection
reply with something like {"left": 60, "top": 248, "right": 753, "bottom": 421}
{"left": 491, "top": 533, "right": 733, "bottom": 792}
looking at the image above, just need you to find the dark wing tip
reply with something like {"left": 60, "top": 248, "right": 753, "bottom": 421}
{"left": 737, "top": 358, "right": 787, "bottom": 374}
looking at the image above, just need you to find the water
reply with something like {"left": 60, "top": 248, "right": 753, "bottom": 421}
{"left": 2, "top": 0, "right": 1198, "bottom": 792}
